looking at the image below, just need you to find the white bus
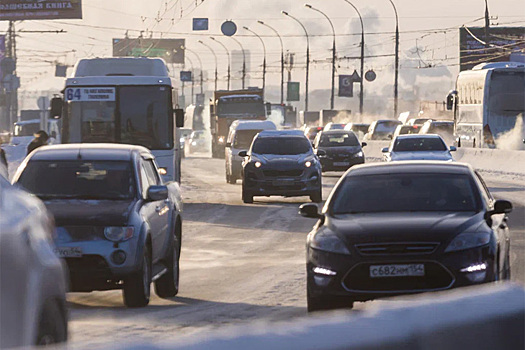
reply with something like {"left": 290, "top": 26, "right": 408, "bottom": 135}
{"left": 447, "top": 62, "right": 524, "bottom": 149}
{"left": 50, "top": 57, "right": 184, "bottom": 182}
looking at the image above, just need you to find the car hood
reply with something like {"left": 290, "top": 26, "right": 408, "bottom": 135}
{"left": 390, "top": 151, "right": 452, "bottom": 161}
{"left": 318, "top": 146, "right": 362, "bottom": 156}
{"left": 43, "top": 199, "right": 135, "bottom": 226}
{"left": 328, "top": 211, "right": 484, "bottom": 245}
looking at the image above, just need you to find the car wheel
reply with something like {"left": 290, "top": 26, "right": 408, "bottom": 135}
{"left": 310, "top": 187, "right": 322, "bottom": 203}
{"left": 242, "top": 183, "right": 253, "bottom": 204}
{"left": 155, "top": 234, "right": 180, "bottom": 298}
{"left": 123, "top": 247, "right": 151, "bottom": 307}
{"left": 36, "top": 301, "right": 68, "bottom": 345}
{"left": 228, "top": 175, "right": 237, "bottom": 184}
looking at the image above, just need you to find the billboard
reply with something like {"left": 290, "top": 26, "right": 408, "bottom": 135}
{"left": 459, "top": 27, "right": 525, "bottom": 71}
{"left": 0, "top": 0, "right": 82, "bottom": 21}
{"left": 113, "top": 38, "right": 185, "bottom": 64}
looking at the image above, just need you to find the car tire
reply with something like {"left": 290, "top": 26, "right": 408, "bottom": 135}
{"left": 155, "top": 234, "right": 180, "bottom": 298}
{"left": 228, "top": 175, "right": 237, "bottom": 184}
{"left": 123, "top": 247, "right": 151, "bottom": 307}
{"left": 242, "top": 183, "right": 253, "bottom": 204}
{"left": 310, "top": 187, "right": 322, "bottom": 203}
{"left": 36, "top": 301, "right": 68, "bottom": 345}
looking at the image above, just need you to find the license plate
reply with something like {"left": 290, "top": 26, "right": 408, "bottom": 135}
{"left": 272, "top": 179, "right": 294, "bottom": 186}
{"left": 369, "top": 264, "right": 425, "bottom": 278}
{"left": 333, "top": 162, "right": 350, "bottom": 166}
{"left": 54, "top": 247, "right": 82, "bottom": 258}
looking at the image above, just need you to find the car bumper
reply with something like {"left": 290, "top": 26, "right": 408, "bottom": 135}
{"left": 319, "top": 157, "right": 364, "bottom": 171}
{"left": 306, "top": 244, "right": 495, "bottom": 301}
{"left": 244, "top": 167, "right": 321, "bottom": 197}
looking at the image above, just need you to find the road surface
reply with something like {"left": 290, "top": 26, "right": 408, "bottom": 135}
{"left": 67, "top": 150, "right": 525, "bottom": 348}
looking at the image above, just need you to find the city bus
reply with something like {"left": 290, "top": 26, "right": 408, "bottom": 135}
{"left": 50, "top": 57, "right": 184, "bottom": 182}
{"left": 447, "top": 61, "right": 524, "bottom": 149}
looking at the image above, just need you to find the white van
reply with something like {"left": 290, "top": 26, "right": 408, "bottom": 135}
{"left": 225, "top": 120, "right": 276, "bottom": 184}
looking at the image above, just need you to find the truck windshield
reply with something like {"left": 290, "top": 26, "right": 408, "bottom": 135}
{"left": 17, "top": 160, "right": 135, "bottom": 200}
{"left": 14, "top": 123, "right": 40, "bottom": 137}
{"left": 67, "top": 86, "right": 173, "bottom": 150}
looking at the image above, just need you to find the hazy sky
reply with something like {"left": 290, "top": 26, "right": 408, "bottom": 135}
{"left": 1, "top": 0, "right": 524, "bottom": 110}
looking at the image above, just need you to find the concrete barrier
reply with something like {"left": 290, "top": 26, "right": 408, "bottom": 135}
{"left": 105, "top": 283, "right": 525, "bottom": 350}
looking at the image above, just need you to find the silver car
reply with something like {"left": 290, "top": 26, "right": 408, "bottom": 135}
{"left": 0, "top": 175, "right": 68, "bottom": 347}
{"left": 382, "top": 134, "right": 456, "bottom": 162}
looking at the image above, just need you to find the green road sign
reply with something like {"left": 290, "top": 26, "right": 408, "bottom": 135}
{"left": 287, "top": 82, "right": 300, "bottom": 102}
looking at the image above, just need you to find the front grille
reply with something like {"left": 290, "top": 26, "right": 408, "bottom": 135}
{"left": 342, "top": 261, "right": 454, "bottom": 292}
{"left": 65, "top": 255, "right": 110, "bottom": 276}
{"left": 355, "top": 242, "right": 439, "bottom": 256}
{"left": 263, "top": 169, "right": 303, "bottom": 177}
{"left": 261, "top": 183, "right": 305, "bottom": 191}
{"left": 60, "top": 226, "right": 105, "bottom": 241}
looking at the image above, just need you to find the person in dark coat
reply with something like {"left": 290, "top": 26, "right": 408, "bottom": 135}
{"left": 27, "top": 130, "right": 49, "bottom": 156}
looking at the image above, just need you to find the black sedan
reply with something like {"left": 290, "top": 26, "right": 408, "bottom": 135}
{"left": 300, "top": 161, "right": 512, "bottom": 312}
{"left": 313, "top": 130, "right": 366, "bottom": 172}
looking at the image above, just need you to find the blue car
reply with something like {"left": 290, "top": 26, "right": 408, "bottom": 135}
{"left": 239, "top": 130, "right": 322, "bottom": 203}
{"left": 13, "top": 144, "right": 183, "bottom": 307}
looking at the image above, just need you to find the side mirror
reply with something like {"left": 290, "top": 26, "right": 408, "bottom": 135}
{"left": 388, "top": 134, "right": 393, "bottom": 140}
{"left": 299, "top": 203, "right": 322, "bottom": 219}
{"left": 446, "top": 90, "right": 457, "bottom": 111}
{"left": 449, "top": 146, "right": 457, "bottom": 152}
{"left": 361, "top": 142, "right": 367, "bottom": 147}
{"left": 238, "top": 150, "right": 248, "bottom": 157}
{"left": 226, "top": 142, "right": 232, "bottom": 148}
{"left": 50, "top": 97, "right": 63, "bottom": 119}
{"left": 146, "top": 185, "right": 168, "bottom": 201}
{"left": 265, "top": 102, "right": 272, "bottom": 116}
{"left": 493, "top": 199, "right": 513, "bottom": 215}
{"left": 381, "top": 147, "right": 389, "bottom": 153}
{"left": 174, "top": 109, "right": 185, "bottom": 128}
{"left": 316, "top": 149, "right": 327, "bottom": 157}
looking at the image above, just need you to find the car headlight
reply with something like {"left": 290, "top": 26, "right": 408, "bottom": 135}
{"left": 310, "top": 230, "right": 351, "bottom": 255}
{"left": 158, "top": 167, "right": 168, "bottom": 176}
{"left": 104, "top": 227, "right": 134, "bottom": 242}
{"left": 445, "top": 232, "right": 491, "bottom": 252}
{"left": 192, "top": 141, "right": 197, "bottom": 146}
{"left": 218, "top": 137, "right": 225, "bottom": 143}
{"left": 354, "top": 151, "right": 364, "bottom": 158}
{"left": 305, "top": 160, "right": 312, "bottom": 168}
{"left": 254, "top": 161, "right": 262, "bottom": 168}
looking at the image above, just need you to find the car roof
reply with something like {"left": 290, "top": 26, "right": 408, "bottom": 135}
{"left": 395, "top": 134, "right": 443, "bottom": 139}
{"left": 27, "top": 143, "right": 152, "bottom": 161}
{"left": 321, "top": 130, "right": 357, "bottom": 135}
{"left": 347, "top": 161, "right": 473, "bottom": 177}
{"left": 231, "top": 120, "right": 277, "bottom": 131}
{"left": 257, "top": 130, "right": 305, "bottom": 138}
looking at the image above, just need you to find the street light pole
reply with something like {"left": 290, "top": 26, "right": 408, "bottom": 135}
{"left": 198, "top": 40, "right": 218, "bottom": 92}
{"left": 282, "top": 11, "right": 310, "bottom": 111}
{"left": 243, "top": 26, "right": 266, "bottom": 92}
{"left": 343, "top": 0, "right": 365, "bottom": 114}
{"left": 305, "top": 4, "right": 336, "bottom": 110}
{"left": 210, "top": 37, "right": 231, "bottom": 90}
{"left": 258, "top": 20, "right": 284, "bottom": 104}
{"left": 185, "top": 55, "right": 195, "bottom": 105}
{"left": 185, "top": 47, "right": 204, "bottom": 94}
{"left": 228, "top": 36, "right": 246, "bottom": 89}
{"left": 484, "top": 0, "right": 490, "bottom": 48}
{"left": 388, "top": 0, "right": 400, "bottom": 118}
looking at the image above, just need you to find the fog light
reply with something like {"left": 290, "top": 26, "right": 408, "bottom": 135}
{"left": 313, "top": 266, "right": 337, "bottom": 276}
{"left": 460, "top": 263, "right": 487, "bottom": 273}
{"left": 111, "top": 250, "right": 127, "bottom": 265}
{"left": 158, "top": 167, "right": 168, "bottom": 176}
{"left": 461, "top": 263, "right": 487, "bottom": 283}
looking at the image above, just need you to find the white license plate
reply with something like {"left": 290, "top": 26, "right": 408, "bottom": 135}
{"left": 333, "top": 162, "right": 350, "bottom": 166}
{"left": 369, "top": 264, "right": 425, "bottom": 278}
{"left": 272, "top": 179, "right": 294, "bottom": 186}
{"left": 54, "top": 247, "right": 82, "bottom": 258}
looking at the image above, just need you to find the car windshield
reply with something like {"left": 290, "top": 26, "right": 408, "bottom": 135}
{"left": 233, "top": 129, "right": 263, "bottom": 149}
{"left": 14, "top": 123, "right": 40, "bottom": 137}
{"left": 393, "top": 137, "right": 447, "bottom": 152}
{"left": 17, "top": 160, "right": 135, "bottom": 200}
{"left": 252, "top": 137, "right": 311, "bottom": 155}
{"left": 332, "top": 174, "right": 479, "bottom": 214}
{"left": 375, "top": 121, "right": 400, "bottom": 133}
{"left": 319, "top": 133, "right": 359, "bottom": 147}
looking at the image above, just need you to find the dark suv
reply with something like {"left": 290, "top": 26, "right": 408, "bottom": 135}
{"left": 240, "top": 130, "right": 322, "bottom": 203}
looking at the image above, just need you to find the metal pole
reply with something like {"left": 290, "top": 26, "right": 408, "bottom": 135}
{"left": 198, "top": 40, "right": 218, "bottom": 91}
{"left": 388, "top": 0, "right": 399, "bottom": 118}
{"left": 305, "top": 4, "right": 336, "bottom": 110}
{"left": 258, "top": 21, "right": 284, "bottom": 104}
{"left": 343, "top": 0, "right": 365, "bottom": 114}
{"left": 282, "top": 11, "right": 310, "bottom": 111}
{"left": 210, "top": 37, "right": 230, "bottom": 90}
{"left": 229, "top": 36, "right": 246, "bottom": 89}
{"left": 243, "top": 26, "right": 266, "bottom": 92}
{"left": 185, "top": 55, "right": 195, "bottom": 105}
{"left": 484, "top": 0, "right": 490, "bottom": 48}
{"left": 185, "top": 48, "right": 204, "bottom": 94}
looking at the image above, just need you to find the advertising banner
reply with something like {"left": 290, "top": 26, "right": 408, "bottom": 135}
{"left": 113, "top": 38, "right": 185, "bottom": 64}
{"left": 338, "top": 75, "right": 354, "bottom": 97}
{"left": 0, "top": 0, "right": 82, "bottom": 21}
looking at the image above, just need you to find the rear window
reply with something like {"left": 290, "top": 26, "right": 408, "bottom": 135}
{"left": 252, "top": 137, "right": 312, "bottom": 155}
{"left": 393, "top": 137, "right": 447, "bottom": 152}
{"left": 17, "top": 160, "right": 135, "bottom": 200}
{"left": 375, "top": 121, "right": 400, "bottom": 133}
{"left": 332, "top": 173, "right": 479, "bottom": 214}
{"left": 320, "top": 133, "right": 359, "bottom": 147}
{"left": 428, "top": 123, "right": 454, "bottom": 134}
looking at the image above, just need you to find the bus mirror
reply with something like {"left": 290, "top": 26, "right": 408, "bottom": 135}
{"left": 265, "top": 102, "right": 272, "bottom": 116}
{"left": 50, "top": 97, "right": 63, "bottom": 119}
{"left": 446, "top": 90, "right": 457, "bottom": 111}
{"left": 174, "top": 109, "right": 184, "bottom": 128}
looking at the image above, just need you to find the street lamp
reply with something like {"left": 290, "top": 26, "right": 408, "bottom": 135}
{"left": 282, "top": 10, "right": 310, "bottom": 111}
{"left": 198, "top": 40, "right": 218, "bottom": 92}
{"left": 387, "top": 0, "right": 400, "bottom": 118}
{"left": 227, "top": 36, "right": 247, "bottom": 89}
{"left": 243, "top": 26, "right": 266, "bottom": 92}
{"left": 342, "top": 0, "right": 365, "bottom": 114}
{"left": 305, "top": 4, "right": 336, "bottom": 110}
{"left": 210, "top": 37, "right": 231, "bottom": 90}
{"left": 185, "top": 47, "right": 204, "bottom": 95}
{"left": 258, "top": 20, "right": 284, "bottom": 104}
